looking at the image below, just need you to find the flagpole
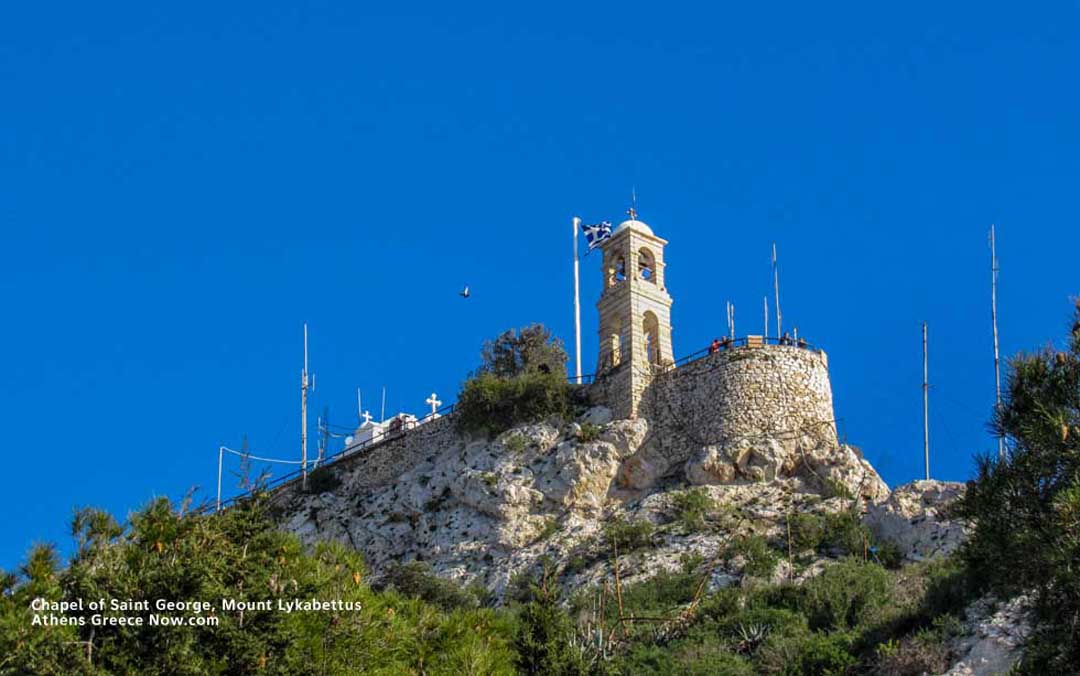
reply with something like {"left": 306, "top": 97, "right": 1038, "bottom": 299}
{"left": 572, "top": 216, "right": 583, "bottom": 384}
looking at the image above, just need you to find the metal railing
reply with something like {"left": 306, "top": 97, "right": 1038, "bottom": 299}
{"left": 671, "top": 335, "right": 820, "bottom": 369}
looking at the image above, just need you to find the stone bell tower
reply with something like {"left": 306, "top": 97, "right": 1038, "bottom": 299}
{"left": 595, "top": 208, "right": 674, "bottom": 418}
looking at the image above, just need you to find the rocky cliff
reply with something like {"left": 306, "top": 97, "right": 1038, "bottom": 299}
{"left": 273, "top": 406, "right": 943, "bottom": 598}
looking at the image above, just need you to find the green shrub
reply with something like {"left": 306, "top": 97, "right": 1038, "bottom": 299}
{"left": 514, "top": 585, "right": 590, "bottom": 675}
{"left": 537, "top": 517, "right": 560, "bottom": 542}
{"left": 712, "top": 606, "right": 809, "bottom": 655}
{"left": 617, "top": 641, "right": 754, "bottom": 675}
{"left": 305, "top": 465, "right": 341, "bottom": 493}
{"left": 671, "top": 488, "right": 716, "bottom": 533}
{"left": 478, "top": 324, "right": 569, "bottom": 380}
{"left": 874, "top": 626, "right": 953, "bottom": 676}
{"left": 616, "top": 568, "right": 699, "bottom": 616}
{"left": 786, "top": 512, "right": 826, "bottom": 553}
{"left": 822, "top": 477, "right": 854, "bottom": 500}
{"left": 604, "top": 518, "right": 656, "bottom": 554}
{"left": 577, "top": 421, "right": 601, "bottom": 442}
{"left": 379, "top": 561, "right": 483, "bottom": 611}
{"left": 873, "top": 540, "right": 905, "bottom": 570}
{"left": 794, "top": 631, "right": 857, "bottom": 675}
{"left": 457, "top": 324, "right": 572, "bottom": 437}
{"left": 795, "top": 558, "right": 891, "bottom": 631}
{"left": 730, "top": 534, "right": 779, "bottom": 578}
{"left": 785, "top": 510, "right": 871, "bottom": 560}
{"left": 504, "top": 433, "right": 527, "bottom": 453}
{"left": 819, "top": 510, "right": 871, "bottom": 557}
{"left": 918, "top": 557, "right": 978, "bottom": 620}
{"left": 457, "top": 371, "right": 572, "bottom": 437}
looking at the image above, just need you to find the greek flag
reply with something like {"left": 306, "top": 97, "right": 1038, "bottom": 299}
{"left": 581, "top": 221, "right": 612, "bottom": 251}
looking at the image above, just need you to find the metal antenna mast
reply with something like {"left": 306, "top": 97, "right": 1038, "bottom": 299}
{"left": 923, "top": 321, "right": 930, "bottom": 480}
{"left": 301, "top": 323, "right": 312, "bottom": 490}
{"left": 990, "top": 224, "right": 1004, "bottom": 460}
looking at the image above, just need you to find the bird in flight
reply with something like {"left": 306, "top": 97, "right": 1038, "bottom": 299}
{"left": 459, "top": 284, "right": 470, "bottom": 299}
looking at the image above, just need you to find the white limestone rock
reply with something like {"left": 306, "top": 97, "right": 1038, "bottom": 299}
{"left": 684, "top": 445, "right": 737, "bottom": 485}
{"left": 533, "top": 439, "right": 624, "bottom": 511}
{"left": 864, "top": 479, "right": 967, "bottom": 561}
{"left": 276, "top": 410, "right": 905, "bottom": 606}
{"left": 798, "top": 443, "right": 890, "bottom": 501}
{"left": 735, "top": 438, "right": 786, "bottom": 482}
{"left": 945, "top": 594, "right": 1030, "bottom": 675}
{"left": 598, "top": 418, "right": 649, "bottom": 458}
{"left": 579, "top": 406, "right": 614, "bottom": 426}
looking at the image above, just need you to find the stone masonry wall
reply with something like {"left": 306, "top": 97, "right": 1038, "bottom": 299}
{"left": 271, "top": 415, "right": 463, "bottom": 505}
{"left": 640, "top": 344, "right": 837, "bottom": 469}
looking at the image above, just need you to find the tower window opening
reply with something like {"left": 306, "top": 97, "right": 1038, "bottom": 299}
{"left": 643, "top": 311, "right": 661, "bottom": 365}
{"left": 638, "top": 248, "right": 656, "bottom": 283}
{"left": 609, "top": 326, "right": 623, "bottom": 367}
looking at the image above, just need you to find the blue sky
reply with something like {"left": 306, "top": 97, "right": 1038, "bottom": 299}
{"left": 2, "top": 2, "right": 1078, "bottom": 570}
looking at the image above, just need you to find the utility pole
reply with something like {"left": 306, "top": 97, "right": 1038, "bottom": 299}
{"left": 923, "top": 321, "right": 930, "bottom": 480}
{"left": 772, "top": 243, "right": 782, "bottom": 338}
{"left": 572, "top": 216, "right": 583, "bottom": 383}
{"left": 301, "top": 323, "right": 312, "bottom": 490}
{"left": 990, "top": 224, "right": 1004, "bottom": 460}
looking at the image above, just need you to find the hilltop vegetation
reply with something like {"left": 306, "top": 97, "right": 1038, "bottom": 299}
{"left": 0, "top": 486, "right": 973, "bottom": 675}
{"left": 5, "top": 305, "right": 1080, "bottom": 674}
{"left": 456, "top": 324, "right": 573, "bottom": 437}
{"left": 1, "top": 494, "right": 517, "bottom": 675}
{"left": 952, "top": 300, "right": 1080, "bottom": 671}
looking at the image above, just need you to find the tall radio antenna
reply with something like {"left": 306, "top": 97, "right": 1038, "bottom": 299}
{"left": 300, "top": 323, "right": 312, "bottom": 489}
{"left": 990, "top": 225, "right": 1004, "bottom": 460}
{"left": 923, "top": 321, "right": 930, "bottom": 480}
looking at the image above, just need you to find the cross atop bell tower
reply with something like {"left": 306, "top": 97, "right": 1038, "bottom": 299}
{"left": 595, "top": 208, "right": 674, "bottom": 418}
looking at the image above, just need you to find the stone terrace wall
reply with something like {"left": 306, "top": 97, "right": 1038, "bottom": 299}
{"left": 640, "top": 344, "right": 837, "bottom": 469}
{"left": 272, "top": 415, "right": 462, "bottom": 503}
{"left": 337, "top": 415, "right": 463, "bottom": 489}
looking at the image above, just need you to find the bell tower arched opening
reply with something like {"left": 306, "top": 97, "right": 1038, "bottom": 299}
{"left": 638, "top": 247, "right": 656, "bottom": 283}
{"left": 594, "top": 213, "right": 675, "bottom": 418}
{"left": 643, "top": 311, "right": 660, "bottom": 365}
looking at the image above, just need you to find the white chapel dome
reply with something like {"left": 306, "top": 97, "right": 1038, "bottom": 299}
{"left": 613, "top": 219, "right": 653, "bottom": 236}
